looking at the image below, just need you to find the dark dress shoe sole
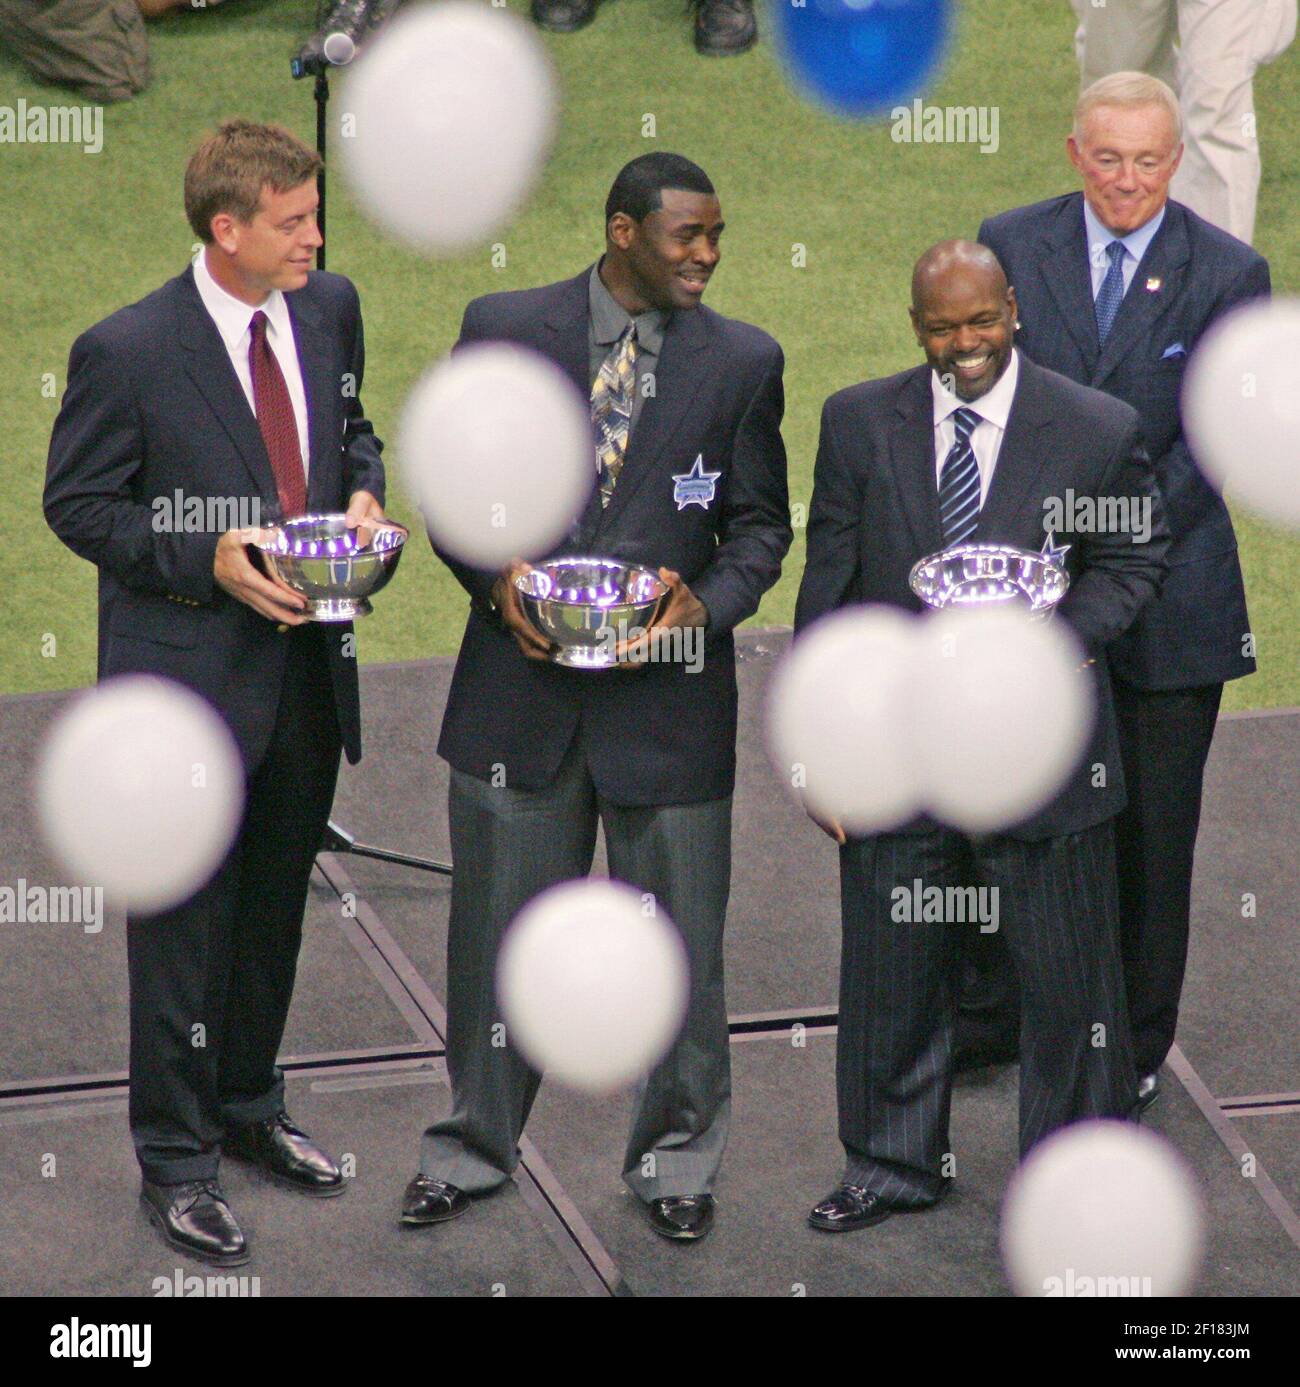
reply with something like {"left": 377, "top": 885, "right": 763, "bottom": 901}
{"left": 400, "top": 1199, "right": 471, "bottom": 1227}
{"left": 140, "top": 1197, "right": 251, "bottom": 1267}
{"left": 807, "top": 1205, "right": 894, "bottom": 1233}
{"left": 694, "top": 28, "right": 758, "bottom": 57}
{"left": 649, "top": 1218, "right": 712, "bottom": 1241}
{"left": 532, "top": 4, "right": 597, "bottom": 31}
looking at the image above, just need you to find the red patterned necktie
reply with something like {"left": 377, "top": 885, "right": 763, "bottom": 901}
{"left": 248, "top": 310, "right": 307, "bottom": 520}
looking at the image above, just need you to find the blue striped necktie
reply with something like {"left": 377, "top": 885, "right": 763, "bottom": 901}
{"left": 938, "top": 406, "right": 982, "bottom": 546}
{"left": 1094, "top": 240, "right": 1127, "bottom": 344}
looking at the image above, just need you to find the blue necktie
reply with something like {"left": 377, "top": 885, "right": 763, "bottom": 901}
{"left": 1094, "top": 240, "right": 1127, "bottom": 344}
{"left": 938, "top": 406, "right": 982, "bottom": 546}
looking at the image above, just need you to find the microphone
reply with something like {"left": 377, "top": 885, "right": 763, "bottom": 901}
{"left": 291, "top": 0, "right": 372, "bottom": 79}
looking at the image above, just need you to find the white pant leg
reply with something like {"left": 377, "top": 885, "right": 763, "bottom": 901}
{"left": 1075, "top": 0, "right": 1179, "bottom": 88}
{"left": 1171, "top": 0, "right": 1295, "bottom": 244}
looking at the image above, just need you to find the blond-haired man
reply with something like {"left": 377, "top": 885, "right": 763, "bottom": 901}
{"left": 45, "top": 120, "right": 387, "bottom": 1264}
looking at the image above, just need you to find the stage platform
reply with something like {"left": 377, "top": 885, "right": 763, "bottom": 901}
{"left": 1, "top": 633, "right": 1296, "bottom": 1297}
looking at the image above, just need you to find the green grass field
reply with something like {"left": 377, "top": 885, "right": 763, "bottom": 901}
{"left": 3, "top": 0, "right": 1296, "bottom": 707}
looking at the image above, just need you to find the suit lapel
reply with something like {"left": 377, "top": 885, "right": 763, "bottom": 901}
{"left": 888, "top": 368, "right": 944, "bottom": 557}
{"left": 1037, "top": 193, "right": 1100, "bottom": 371}
{"left": 542, "top": 274, "right": 602, "bottom": 541}
{"left": 286, "top": 288, "right": 338, "bottom": 511}
{"left": 595, "top": 304, "right": 713, "bottom": 535}
{"left": 1092, "top": 203, "right": 1189, "bottom": 388}
{"left": 973, "top": 357, "right": 1053, "bottom": 540}
{"left": 176, "top": 267, "right": 278, "bottom": 502}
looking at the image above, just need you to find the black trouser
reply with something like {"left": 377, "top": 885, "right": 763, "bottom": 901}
{"left": 126, "top": 627, "right": 342, "bottom": 1185}
{"left": 956, "top": 679, "right": 1224, "bottom": 1080}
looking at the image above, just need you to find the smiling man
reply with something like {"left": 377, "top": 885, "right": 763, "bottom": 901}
{"left": 403, "top": 152, "right": 790, "bottom": 1243}
{"left": 793, "top": 239, "right": 1169, "bottom": 1233}
{"left": 45, "top": 119, "right": 386, "bottom": 1265}
{"left": 968, "top": 73, "right": 1271, "bottom": 1106}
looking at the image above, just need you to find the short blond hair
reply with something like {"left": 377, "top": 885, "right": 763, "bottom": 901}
{"left": 1074, "top": 71, "right": 1182, "bottom": 146}
{"left": 184, "top": 119, "right": 321, "bottom": 243}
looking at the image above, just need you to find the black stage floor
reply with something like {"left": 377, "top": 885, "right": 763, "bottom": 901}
{"left": 1, "top": 633, "right": 1296, "bottom": 1297}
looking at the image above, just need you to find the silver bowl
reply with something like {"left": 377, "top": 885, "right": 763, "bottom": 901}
{"left": 516, "top": 557, "right": 668, "bottom": 669}
{"left": 254, "top": 513, "right": 408, "bottom": 621}
{"left": 909, "top": 544, "right": 1069, "bottom": 619}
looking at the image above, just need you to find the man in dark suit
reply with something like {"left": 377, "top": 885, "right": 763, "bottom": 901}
{"left": 970, "top": 71, "right": 1271, "bottom": 1104}
{"left": 44, "top": 120, "right": 386, "bottom": 1264}
{"left": 401, "top": 153, "right": 790, "bottom": 1242}
{"left": 794, "top": 240, "right": 1169, "bottom": 1232}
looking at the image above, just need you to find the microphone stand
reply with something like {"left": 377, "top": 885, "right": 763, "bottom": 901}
{"left": 294, "top": 5, "right": 451, "bottom": 877}
{"left": 315, "top": 67, "right": 328, "bottom": 271}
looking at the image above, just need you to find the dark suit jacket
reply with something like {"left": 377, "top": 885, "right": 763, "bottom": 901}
{"left": 978, "top": 193, "right": 1269, "bottom": 690}
{"left": 794, "top": 355, "right": 1170, "bottom": 841}
{"left": 44, "top": 265, "right": 386, "bottom": 768}
{"left": 435, "top": 266, "right": 792, "bottom": 806}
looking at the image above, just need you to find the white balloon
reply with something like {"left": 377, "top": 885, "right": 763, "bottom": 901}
{"left": 337, "top": 1, "right": 556, "bottom": 255}
{"left": 766, "top": 606, "right": 924, "bottom": 833}
{"left": 496, "top": 879, "right": 690, "bottom": 1093}
{"left": 34, "top": 676, "right": 244, "bottom": 913}
{"left": 1001, "top": 1120, "right": 1205, "bottom": 1297}
{"left": 1183, "top": 296, "right": 1300, "bottom": 531}
{"left": 400, "top": 342, "right": 593, "bottom": 569}
{"left": 906, "top": 605, "right": 1093, "bottom": 833}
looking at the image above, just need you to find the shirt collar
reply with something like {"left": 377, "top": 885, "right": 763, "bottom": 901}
{"left": 193, "top": 247, "right": 293, "bottom": 352}
{"left": 1082, "top": 198, "right": 1166, "bottom": 270}
{"left": 589, "top": 259, "right": 667, "bottom": 356}
{"left": 931, "top": 347, "right": 1020, "bottom": 430}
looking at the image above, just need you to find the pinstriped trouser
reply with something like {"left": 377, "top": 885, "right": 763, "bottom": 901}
{"left": 835, "top": 821, "right": 1135, "bottom": 1206}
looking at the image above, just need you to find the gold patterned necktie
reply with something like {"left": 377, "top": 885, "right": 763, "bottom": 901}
{"left": 591, "top": 322, "right": 638, "bottom": 508}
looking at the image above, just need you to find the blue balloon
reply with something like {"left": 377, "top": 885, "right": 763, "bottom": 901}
{"left": 773, "top": 0, "right": 952, "bottom": 119}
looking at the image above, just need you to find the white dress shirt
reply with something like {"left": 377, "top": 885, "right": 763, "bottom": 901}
{"left": 930, "top": 347, "right": 1021, "bottom": 506}
{"left": 193, "top": 248, "right": 311, "bottom": 480}
{"left": 1082, "top": 199, "right": 1166, "bottom": 300}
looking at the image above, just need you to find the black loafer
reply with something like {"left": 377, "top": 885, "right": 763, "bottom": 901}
{"left": 808, "top": 1183, "right": 895, "bottom": 1233}
{"left": 1136, "top": 1072, "right": 1161, "bottom": 1113}
{"left": 531, "top": 0, "right": 597, "bottom": 31}
{"left": 691, "top": 0, "right": 757, "bottom": 56}
{"left": 401, "top": 1174, "right": 471, "bottom": 1226}
{"left": 224, "top": 1112, "right": 345, "bottom": 1197}
{"left": 140, "top": 1179, "right": 250, "bottom": 1266}
{"left": 646, "top": 1193, "right": 715, "bottom": 1240}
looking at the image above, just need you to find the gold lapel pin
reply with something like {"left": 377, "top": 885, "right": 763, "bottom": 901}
{"left": 1145, "top": 277, "right": 1162, "bottom": 292}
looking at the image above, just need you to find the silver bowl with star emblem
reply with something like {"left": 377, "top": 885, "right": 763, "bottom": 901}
{"left": 254, "top": 513, "right": 409, "bottom": 621}
{"left": 516, "top": 557, "right": 668, "bottom": 668}
{"left": 909, "top": 543, "right": 1069, "bottom": 619}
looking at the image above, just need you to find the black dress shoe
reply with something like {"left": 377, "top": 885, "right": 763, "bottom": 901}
{"left": 140, "top": 1179, "right": 250, "bottom": 1266}
{"left": 1136, "top": 1072, "right": 1161, "bottom": 1113}
{"left": 691, "top": 0, "right": 757, "bottom": 56}
{"left": 808, "top": 1183, "right": 895, "bottom": 1232}
{"left": 531, "top": 0, "right": 597, "bottom": 32}
{"left": 646, "top": 1193, "right": 715, "bottom": 1240}
{"left": 224, "top": 1112, "right": 344, "bottom": 1197}
{"left": 401, "top": 1174, "right": 471, "bottom": 1226}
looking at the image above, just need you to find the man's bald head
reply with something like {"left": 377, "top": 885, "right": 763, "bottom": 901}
{"left": 911, "top": 239, "right": 1008, "bottom": 314}
{"left": 908, "top": 239, "right": 1018, "bottom": 402}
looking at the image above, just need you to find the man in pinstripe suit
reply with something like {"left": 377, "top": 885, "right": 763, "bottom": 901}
{"left": 793, "top": 240, "right": 1170, "bottom": 1231}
